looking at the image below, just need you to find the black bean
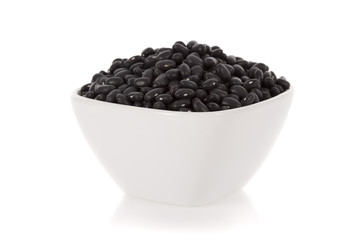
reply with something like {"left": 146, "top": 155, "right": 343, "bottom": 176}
{"left": 179, "top": 79, "right": 198, "bottom": 90}
{"left": 127, "top": 92, "right": 144, "bottom": 102}
{"left": 169, "top": 80, "right": 180, "bottom": 88}
{"left": 191, "top": 65, "right": 203, "bottom": 78}
{"left": 174, "top": 88, "right": 195, "bottom": 99}
{"left": 243, "top": 79, "right": 261, "bottom": 91}
{"left": 230, "top": 85, "right": 248, "bottom": 99}
{"left": 95, "top": 94, "right": 106, "bottom": 101}
{"left": 133, "top": 67, "right": 145, "bottom": 77}
{"left": 233, "top": 64, "right": 245, "bottom": 77}
{"left": 237, "top": 60, "right": 249, "bottom": 70}
{"left": 228, "top": 93, "right": 239, "bottom": 101}
{"left": 216, "top": 83, "right": 229, "bottom": 92}
{"left": 94, "top": 84, "right": 116, "bottom": 95}
{"left": 192, "top": 98, "right": 209, "bottom": 112}
{"left": 89, "top": 82, "right": 96, "bottom": 92}
{"left": 169, "top": 84, "right": 180, "bottom": 95}
{"left": 155, "top": 94, "right": 174, "bottom": 104}
{"left": 106, "top": 77, "right": 124, "bottom": 87}
{"left": 224, "top": 64, "right": 235, "bottom": 75}
{"left": 115, "top": 69, "right": 132, "bottom": 79}
{"left": 184, "top": 75, "right": 200, "bottom": 84}
{"left": 210, "top": 48, "right": 223, "bottom": 58}
{"left": 105, "top": 89, "right": 121, "bottom": 103}
{"left": 241, "top": 93, "right": 256, "bottom": 106}
{"left": 140, "top": 87, "right": 153, "bottom": 94}
{"left": 126, "top": 55, "right": 142, "bottom": 66}
{"left": 92, "top": 73, "right": 104, "bottom": 83}
{"left": 210, "top": 88, "right": 228, "bottom": 98}
{"left": 171, "top": 53, "right": 184, "bottom": 64}
{"left": 216, "top": 63, "right": 231, "bottom": 81}
{"left": 222, "top": 97, "right": 241, "bottom": 109}
{"left": 144, "top": 88, "right": 165, "bottom": 102}
{"left": 97, "top": 76, "right": 108, "bottom": 85}
{"left": 202, "top": 78, "right": 219, "bottom": 90}
{"left": 179, "top": 63, "right": 191, "bottom": 78}
{"left": 169, "top": 99, "right": 191, "bottom": 110}
{"left": 155, "top": 60, "right": 177, "bottom": 71}
{"left": 144, "top": 55, "right": 158, "bottom": 68}
{"left": 109, "top": 61, "right": 122, "bottom": 74}
{"left": 227, "top": 55, "right": 236, "bottom": 65}
{"left": 123, "top": 86, "right": 137, "bottom": 95}
{"left": 157, "top": 49, "right": 173, "bottom": 60}
{"left": 276, "top": 78, "right": 290, "bottom": 90}
{"left": 166, "top": 69, "right": 180, "bottom": 80}
{"left": 142, "top": 47, "right": 155, "bottom": 57}
{"left": 175, "top": 41, "right": 186, "bottom": 46}
{"left": 204, "top": 94, "right": 220, "bottom": 104}
{"left": 270, "top": 86, "right": 281, "bottom": 97}
{"left": 141, "top": 69, "right": 152, "bottom": 80}
{"left": 263, "top": 77, "right": 275, "bottom": 88}
{"left": 153, "top": 73, "right": 169, "bottom": 87}
{"left": 204, "top": 72, "right": 221, "bottom": 81}
{"left": 130, "top": 62, "right": 144, "bottom": 72}
{"left": 252, "top": 62, "right": 269, "bottom": 72}
{"left": 253, "top": 92, "right": 260, "bottom": 103}
{"left": 241, "top": 75, "right": 250, "bottom": 82}
{"left": 262, "top": 91, "right": 271, "bottom": 100}
{"left": 204, "top": 57, "right": 218, "bottom": 69}
{"left": 84, "top": 91, "right": 95, "bottom": 99}
{"left": 153, "top": 101, "right": 166, "bottom": 110}
{"left": 191, "top": 44, "right": 207, "bottom": 56}
{"left": 80, "top": 83, "right": 91, "bottom": 93}
{"left": 207, "top": 102, "right": 220, "bottom": 111}
{"left": 229, "top": 77, "right": 243, "bottom": 86}
{"left": 187, "top": 40, "right": 198, "bottom": 49}
{"left": 251, "top": 88, "right": 263, "bottom": 101}
{"left": 195, "top": 89, "right": 208, "bottom": 100}
{"left": 172, "top": 43, "right": 189, "bottom": 57}
{"left": 153, "top": 68, "right": 163, "bottom": 78}
{"left": 263, "top": 71, "right": 272, "bottom": 79}
{"left": 118, "top": 84, "right": 128, "bottom": 92}
{"left": 275, "top": 84, "right": 285, "bottom": 93}
{"left": 185, "top": 55, "right": 204, "bottom": 68}
{"left": 253, "top": 68, "right": 263, "bottom": 80}
{"left": 125, "top": 76, "right": 136, "bottom": 86}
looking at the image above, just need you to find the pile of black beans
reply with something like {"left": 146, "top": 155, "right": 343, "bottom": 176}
{"left": 79, "top": 41, "right": 290, "bottom": 112}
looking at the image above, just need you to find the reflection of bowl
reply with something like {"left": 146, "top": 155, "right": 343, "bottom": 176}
{"left": 71, "top": 87, "right": 294, "bottom": 206}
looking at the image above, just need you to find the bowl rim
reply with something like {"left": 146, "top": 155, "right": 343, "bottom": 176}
{"left": 71, "top": 86, "right": 294, "bottom": 116}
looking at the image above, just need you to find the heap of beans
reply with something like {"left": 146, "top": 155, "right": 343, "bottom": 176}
{"left": 79, "top": 41, "right": 290, "bottom": 112}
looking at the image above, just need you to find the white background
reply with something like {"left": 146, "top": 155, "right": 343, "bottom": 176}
{"left": 1, "top": 0, "right": 359, "bottom": 239}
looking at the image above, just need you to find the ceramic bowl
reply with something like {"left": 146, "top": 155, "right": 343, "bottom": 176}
{"left": 71, "top": 87, "right": 294, "bottom": 206}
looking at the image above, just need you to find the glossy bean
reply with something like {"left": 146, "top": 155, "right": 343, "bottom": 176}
{"left": 144, "top": 88, "right": 165, "bottom": 102}
{"left": 216, "top": 63, "right": 231, "bottom": 81}
{"left": 192, "top": 98, "right": 209, "bottom": 112}
{"left": 207, "top": 102, "right": 220, "bottom": 111}
{"left": 179, "top": 79, "right": 198, "bottom": 90}
{"left": 221, "top": 97, "right": 241, "bottom": 109}
{"left": 94, "top": 84, "right": 116, "bottom": 95}
{"left": 155, "top": 94, "right": 174, "bottom": 104}
{"left": 174, "top": 88, "right": 195, "bottom": 99}
{"left": 202, "top": 78, "right": 218, "bottom": 90}
{"left": 106, "top": 89, "right": 122, "bottom": 103}
{"left": 230, "top": 85, "right": 248, "bottom": 99}
{"left": 155, "top": 60, "right": 176, "bottom": 71}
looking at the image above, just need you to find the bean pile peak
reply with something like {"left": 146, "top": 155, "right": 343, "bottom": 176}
{"left": 79, "top": 41, "right": 290, "bottom": 112}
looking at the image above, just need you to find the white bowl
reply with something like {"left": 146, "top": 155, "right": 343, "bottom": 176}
{"left": 71, "top": 87, "right": 294, "bottom": 206}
